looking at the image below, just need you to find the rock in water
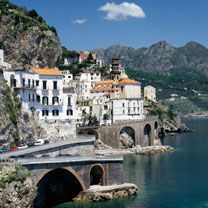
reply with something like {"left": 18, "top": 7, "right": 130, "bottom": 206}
{"left": 0, "top": 2, "right": 62, "bottom": 69}
{"left": 73, "top": 183, "right": 138, "bottom": 203}
{"left": 120, "top": 132, "right": 134, "bottom": 149}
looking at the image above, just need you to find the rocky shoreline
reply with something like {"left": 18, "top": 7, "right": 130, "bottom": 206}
{"left": 96, "top": 145, "right": 174, "bottom": 156}
{"left": 73, "top": 183, "right": 137, "bottom": 203}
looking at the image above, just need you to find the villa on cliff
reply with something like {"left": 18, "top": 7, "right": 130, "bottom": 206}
{"left": 2, "top": 49, "right": 147, "bottom": 126}
{"left": 0, "top": 49, "right": 11, "bottom": 70}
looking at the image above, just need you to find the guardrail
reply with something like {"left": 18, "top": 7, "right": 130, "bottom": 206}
{"left": 0, "top": 137, "right": 95, "bottom": 159}
{"left": 16, "top": 156, "right": 123, "bottom": 165}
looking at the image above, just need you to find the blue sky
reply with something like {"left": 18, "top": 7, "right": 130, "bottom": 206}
{"left": 11, "top": 0, "right": 208, "bottom": 51}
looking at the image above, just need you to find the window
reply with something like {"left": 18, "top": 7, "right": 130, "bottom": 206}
{"left": 53, "top": 81, "right": 57, "bottom": 90}
{"left": 32, "top": 80, "right": 35, "bottom": 88}
{"left": 32, "top": 94, "right": 35, "bottom": 102}
{"left": 121, "top": 86, "right": 124, "bottom": 92}
{"left": 123, "top": 110, "right": 125, "bottom": 114}
{"left": 67, "top": 109, "right": 73, "bottom": 116}
{"left": 42, "top": 110, "right": 49, "bottom": 117}
{"left": 43, "top": 81, "right": 47, "bottom": 89}
{"left": 104, "top": 105, "right": 108, "bottom": 110}
{"left": 28, "top": 79, "right": 31, "bottom": 88}
{"left": 36, "top": 80, "right": 39, "bottom": 86}
{"left": 68, "top": 97, "right": 71, "bottom": 106}
{"left": 28, "top": 94, "right": 31, "bottom": 102}
{"left": 42, "top": 96, "right": 48, "bottom": 105}
{"left": 52, "top": 110, "right": 59, "bottom": 116}
{"left": 37, "top": 95, "right": 40, "bottom": 103}
{"left": 22, "top": 79, "right": 25, "bottom": 87}
{"left": 52, "top": 96, "right": 59, "bottom": 105}
{"left": 122, "top": 103, "right": 125, "bottom": 107}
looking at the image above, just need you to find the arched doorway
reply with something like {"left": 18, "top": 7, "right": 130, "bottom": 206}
{"left": 120, "top": 126, "right": 135, "bottom": 148}
{"left": 90, "top": 165, "right": 104, "bottom": 186}
{"left": 144, "top": 124, "right": 152, "bottom": 146}
{"left": 33, "top": 168, "right": 84, "bottom": 208}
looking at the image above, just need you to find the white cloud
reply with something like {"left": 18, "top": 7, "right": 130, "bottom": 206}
{"left": 98, "top": 2, "right": 146, "bottom": 21}
{"left": 72, "top": 19, "right": 87, "bottom": 24}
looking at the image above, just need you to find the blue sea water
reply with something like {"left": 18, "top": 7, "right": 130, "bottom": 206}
{"left": 57, "top": 119, "right": 208, "bottom": 208}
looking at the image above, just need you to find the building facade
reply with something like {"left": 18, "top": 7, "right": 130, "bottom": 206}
{"left": 0, "top": 49, "right": 11, "bottom": 70}
{"left": 144, "top": 85, "right": 156, "bottom": 102}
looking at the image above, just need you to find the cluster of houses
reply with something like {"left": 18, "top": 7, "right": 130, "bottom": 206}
{"left": 0, "top": 49, "right": 157, "bottom": 126}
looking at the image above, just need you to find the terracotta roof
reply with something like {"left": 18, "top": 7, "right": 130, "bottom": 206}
{"left": 118, "top": 78, "right": 140, "bottom": 84}
{"left": 33, "top": 68, "right": 63, "bottom": 76}
{"left": 96, "top": 80, "right": 114, "bottom": 85}
{"left": 91, "top": 86, "right": 119, "bottom": 92}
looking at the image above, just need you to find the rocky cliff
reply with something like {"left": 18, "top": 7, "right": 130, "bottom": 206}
{"left": 0, "top": 163, "right": 36, "bottom": 208}
{"left": 0, "top": 1, "right": 62, "bottom": 69}
{"left": 0, "top": 77, "right": 45, "bottom": 146}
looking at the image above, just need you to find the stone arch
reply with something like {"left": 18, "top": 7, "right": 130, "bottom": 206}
{"left": 89, "top": 164, "right": 105, "bottom": 186}
{"left": 144, "top": 124, "right": 152, "bottom": 146}
{"left": 10, "top": 74, "right": 16, "bottom": 87}
{"left": 33, "top": 168, "right": 85, "bottom": 208}
{"left": 120, "top": 126, "right": 136, "bottom": 148}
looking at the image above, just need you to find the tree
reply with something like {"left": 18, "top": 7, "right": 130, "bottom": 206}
{"left": 28, "top": 9, "right": 39, "bottom": 18}
{"left": 88, "top": 53, "right": 94, "bottom": 61}
{"left": 103, "top": 113, "right": 109, "bottom": 121}
{"left": 88, "top": 114, "right": 99, "bottom": 126}
{"left": 167, "top": 108, "right": 176, "bottom": 120}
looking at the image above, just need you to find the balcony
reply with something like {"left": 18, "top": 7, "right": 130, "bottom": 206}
{"left": 14, "top": 84, "right": 36, "bottom": 90}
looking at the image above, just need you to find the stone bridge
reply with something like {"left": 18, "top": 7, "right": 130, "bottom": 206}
{"left": 0, "top": 138, "right": 123, "bottom": 208}
{"left": 78, "top": 116, "right": 160, "bottom": 148}
{"left": 19, "top": 156, "right": 123, "bottom": 208}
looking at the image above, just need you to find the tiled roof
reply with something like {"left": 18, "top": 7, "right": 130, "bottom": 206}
{"left": 33, "top": 68, "right": 63, "bottom": 76}
{"left": 118, "top": 78, "right": 140, "bottom": 84}
{"left": 96, "top": 80, "right": 115, "bottom": 85}
{"left": 91, "top": 86, "right": 119, "bottom": 92}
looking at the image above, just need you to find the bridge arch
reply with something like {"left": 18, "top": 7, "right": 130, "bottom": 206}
{"left": 120, "top": 126, "right": 136, "bottom": 148}
{"left": 144, "top": 124, "right": 152, "bottom": 146}
{"left": 33, "top": 167, "right": 86, "bottom": 208}
{"left": 89, "top": 164, "right": 105, "bottom": 186}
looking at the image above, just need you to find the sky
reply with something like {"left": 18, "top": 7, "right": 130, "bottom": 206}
{"left": 10, "top": 0, "right": 208, "bottom": 51}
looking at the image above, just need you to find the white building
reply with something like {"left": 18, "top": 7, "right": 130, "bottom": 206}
{"left": 3, "top": 68, "right": 78, "bottom": 121}
{"left": 144, "top": 85, "right": 156, "bottom": 102}
{"left": 111, "top": 98, "right": 144, "bottom": 123}
{"left": 0, "top": 49, "right": 11, "bottom": 70}
{"left": 3, "top": 57, "right": 146, "bottom": 127}
{"left": 62, "top": 70, "right": 73, "bottom": 87}
{"left": 70, "top": 71, "right": 101, "bottom": 100}
{"left": 90, "top": 78, "right": 144, "bottom": 124}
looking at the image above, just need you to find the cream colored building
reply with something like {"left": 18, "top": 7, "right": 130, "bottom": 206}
{"left": 144, "top": 85, "right": 156, "bottom": 102}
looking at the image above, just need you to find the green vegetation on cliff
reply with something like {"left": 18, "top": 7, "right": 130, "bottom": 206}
{"left": 0, "top": 164, "right": 31, "bottom": 189}
{"left": 0, "top": 0, "right": 62, "bottom": 69}
{"left": 0, "top": 77, "right": 19, "bottom": 142}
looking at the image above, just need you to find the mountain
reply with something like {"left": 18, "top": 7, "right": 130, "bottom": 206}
{"left": 94, "top": 41, "right": 208, "bottom": 114}
{"left": 0, "top": 1, "right": 62, "bottom": 69}
{"left": 94, "top": 41, "right": 208, "bottom": 77}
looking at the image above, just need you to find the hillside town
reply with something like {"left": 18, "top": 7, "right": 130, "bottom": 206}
{"left": 1, "top": 49, "right": 157, "bottom": 127}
